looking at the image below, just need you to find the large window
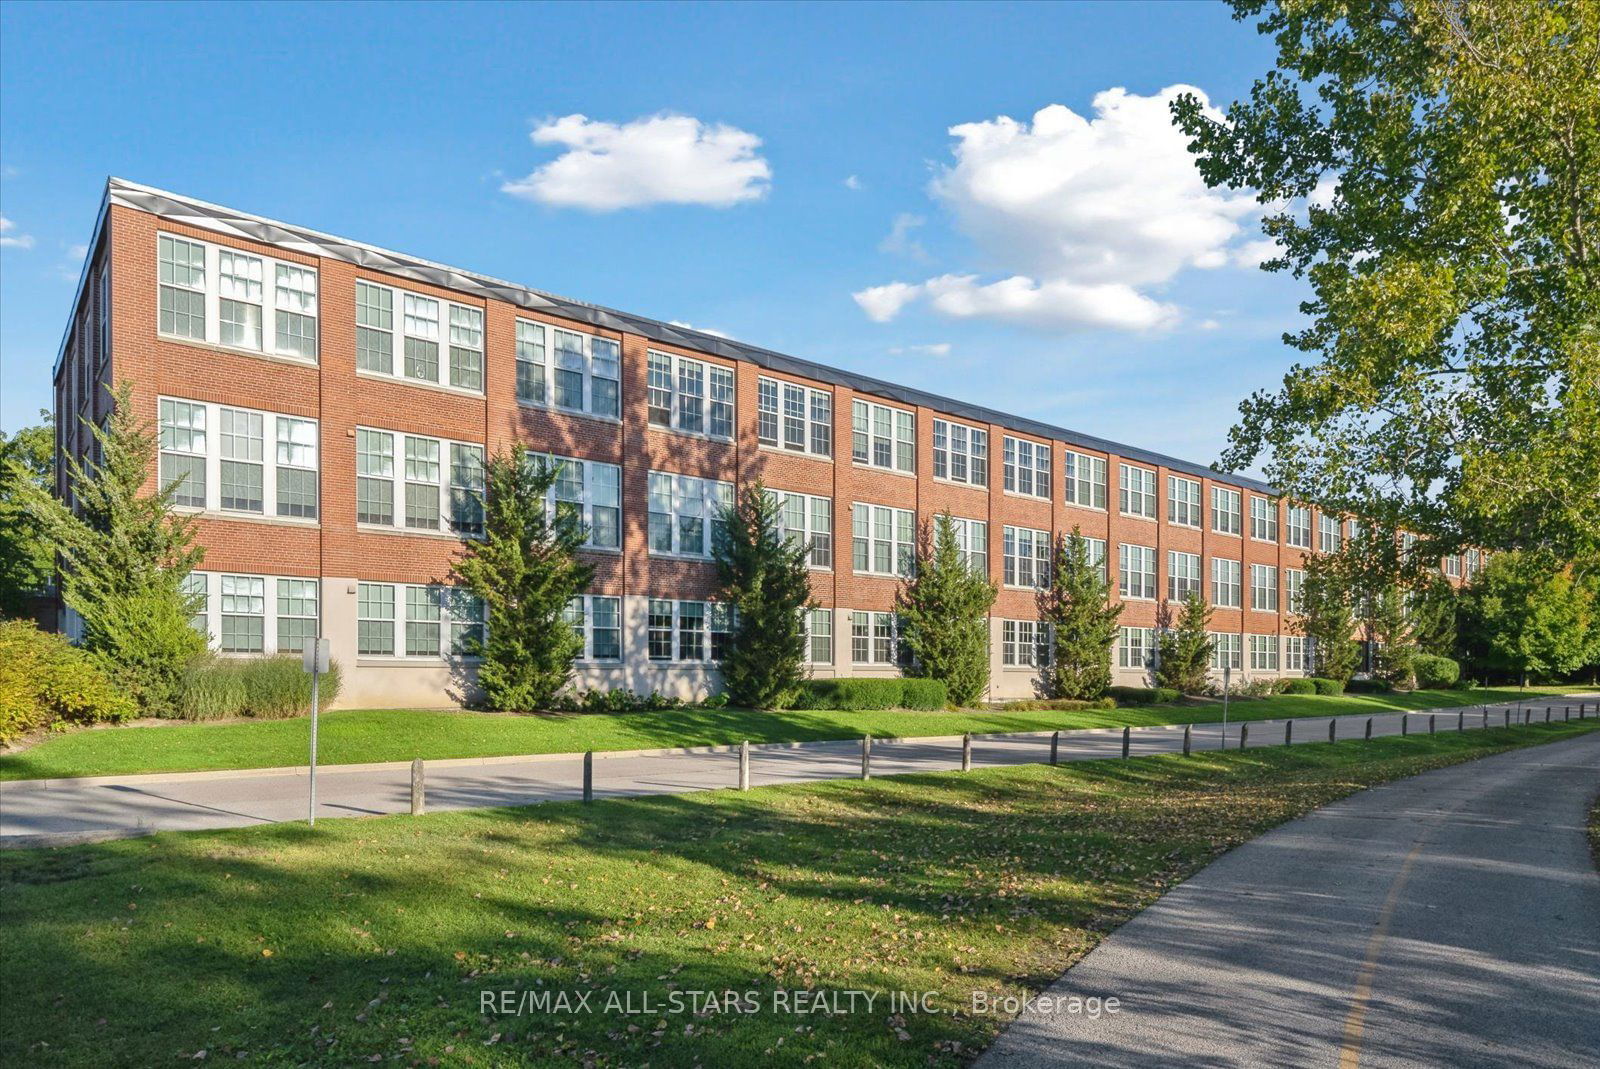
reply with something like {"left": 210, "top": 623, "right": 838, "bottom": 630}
{"left": 1213, "top": 558, "right": 1242, "bottom": 608}
{"left": 853, "top": 503, "right": 914, "bottom": 577}
{"left": 1119, "top": 464, "right": 1156, "bottom": 518}
{"left": 1212, "top": 487, "right": 1242, "bottom": 535}
{"left": 160, "top": 398, "right": 318, "bottom": 521}
{"left": 1319, "top": 514, "right": 1343, "bottom": 553}
{"left": 1250, "top": 496, "right": 1278, "bottom": 542}
{"left": 1118, "top": 626, "right": 1155, "bottom": 670}
{"left": 530, "top": 454, "right": 621, "bottom": 550}
{"left": 1003, "top": 526, "right": 1051, "bottom": 589}
{"left": 759, "top": 378, "right": 832, "bottom": 457}
{"left": 275, "top": 578, "right": 318, "bottom": 654}
{"left": 805, "top": 608, "right": 833, "bottom": 665}
{"left": 1249, "top": 634, "right": 1279, "bottom": 671}
{"left": 219, "top": 575, "right": 265, "bottom": 653}
{"left": 1250, "top": 564, "right": 1278, "bottom": 612}
{"left": 356, "top": 281, "right": 394, "bottom": 374}
{"left": 649, "top": 472, "right": 733, "bottom": 558}
{"left": 1210, "top": 632, "right": 1243, "bottom": 670}
{"left": 358, "top": 582, "right": 484, "bottom": 658}
{"left": 1118, "top": 543, "right": 1156, "bottom": 600}
{"left": 1064, "top": 450, "right": 1107, "bottom": 509}
{"left": 564, "top": 595, "right": 622, "bottom": 661}
{"left": 852, "top": 400, "right": 914, "bottom": 473}
{"left": 646, "top": 599, "right": 731, "bottom": 663}
{"left": 158, "top": 233, "right": 319, "bottom": 360}
{"left": 1003, "top": 436, "right": 1051, "bottom": 498}
{"left": 1169, "top": 550, "right": 1202, "bottom": 601}
{"left": 649, "top": 351, "right": 735, "bottom": 440}
{"left": 932, "top": 419, "right": 989, "bottom": 487}
{"left": 1284, "top": 635, "right": 1307, "bottom": 673}
{"left": 1002, "top": 620, "right": 1052, "bottom": 668}
{"left": 773, "top": 490, "right": 834, "bottom": 569}
{"left": 507, "top": 318, "right": 620, "bottom": 417}
{"left": 944, "top": 516, "right": 989, "bottom": 577}
{"left": 850, "top": 611, "right": 902, "bottom": 665}
{"left": 353, "top": 279, "right": 485, "bottom": 393}
{"left": 186, "top": 571, "right": 324, "bottom": 656}
{"left": 1443, "top": 555, "right": 1461, "bottom": 578}
{"left": 1285, "top": 568, "right": 1306, "bottom": 613}
{"left": 1286, "top": 505, "right": 1312, "bottom": 548}
{"left": 1168, "top": 475, "right": 1201, "bottom": 527}
{"left": 356, "top": 427, "right": 484, "bottom": 537}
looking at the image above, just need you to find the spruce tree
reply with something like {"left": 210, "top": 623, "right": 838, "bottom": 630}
{"left": 1407, "top": 574, "right": 1458, "bottom": 658}
{"left": 1298, "top": 556, "right": 1361, "bottom": 683}
{"left": 1366, "top": 583, "right": 1415, "bottom": 687}
{"left": 452, "top": 452, "right": 593, "bottom": 711}
{"left": 18, "top": 385, "right": 205, "bottom": 712}
{"left": 1037, "top": 527, "right": 1122, "bottom": 700}
{"left": 897, "top": 513, "right": 997, "bottom": 706}
{"left": 713, "top": 480, "right": 811, "bottom": 709}
{"left": 1154, "top": 591, "right": 1213, "bottom": 695}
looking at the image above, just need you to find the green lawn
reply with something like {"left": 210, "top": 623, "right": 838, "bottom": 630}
{"left": 2, "top": 720, "right": 1594, "bottom": 1068}
{"left": 2, "top": 685, "right": 1591, "bottom": 782}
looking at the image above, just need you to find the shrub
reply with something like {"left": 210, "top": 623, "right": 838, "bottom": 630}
{"left": 1154, "top": 687, "right": 1181, "bottom": 703}
{"left": 898, "top": 679, "right": 949, "bottom": 710}
{"left": 699, "top": 692, "right": 730, "bottom": 709}
{"left": 789, "top": 678, "right": 905, "bottom": 711}
{"left": 1279, "top": 679, "right": 1318, "bottom": 695}
{"left": 1106, "top": 685, "right": 1157, "bottom": 705}
{"left": 0, "top": 620, "right": 137, "bottom": 742}
{"left": 1308, "top": 677, "right": 1344, "bottom": 696}
{"left": 1344, "top": 678, "right": 1394, "bottom": 694}
{"left": 176, "top": 655, "right": 342, "bottom": 721}
{"left": 1242, "top": 678, "right": 1277, "bottom": 698}
{"left": 996, "top": 697, "right": 1116, "bottom": 712}
{"left": 1412, "top": 654, "right": 1461, "bottom": 690}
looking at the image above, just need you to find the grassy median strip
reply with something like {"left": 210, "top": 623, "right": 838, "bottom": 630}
{"left": 3, "top": 720, "right": 1596, "bottom": 1068}
{"left": 3, "top": 685, "right": 1591, "bottom": 782}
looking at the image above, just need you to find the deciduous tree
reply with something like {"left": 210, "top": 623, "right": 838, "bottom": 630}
{"left": 0, "top": 412, "right": 55, "bottom": 617}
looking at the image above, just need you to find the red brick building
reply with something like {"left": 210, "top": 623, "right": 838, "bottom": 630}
{"left": 52, "top": 179, "right": 1467, "bottom": 708}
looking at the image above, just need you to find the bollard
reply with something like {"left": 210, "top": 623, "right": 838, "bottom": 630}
{"left": 1481, "top": 710, "right": 1488, "bottom": 729}
{"left": 1457, "top": 710, "right": 1464, "bottom": 732}
{"left": 1504, "top": 709, "right": 1511, "bottom": 728}
{"left": 410, "top": 758, "right": 425, "bottom": 815}
{"left": 739, "top": 740, "right": 750, "bottom": 791}
{"left": 1564, "top": 705, "right": 1570, "bottom": 721}
{"left": 1285, "top": 720, "right": 1293, "bottom": 747}
{"left": 1050, "top": 731, "right": 1060, "bottom": 766}
{"left": 1429, "top": 714, "right": 1435, "bottom": 735}
{"left": 1365, "top": 718, "right": 1373, "bottom": 741}
{"left": 962, "top": 732, "right": 973, "bottom": 771}
{"left": 1240, "top": 723, "right": 1249, "bottom": 749}
{"left": 1544, "top": 706, "right": 1550, "bottom": 724}
{"left": 1121, "top": 726, "right": 1130, "bottom": 759}
{"left": 1183, "top": 724, "right": 1192, "bottom": 756}
{"left": 1525, "top": 708, "right": 1531, "bottom": 725}
{"left": 1329, "top": 718, "right": 1337, "bottom": 744}
{"left": 583, "top": 750, "right": 594, "bottom": 803}
{"left": 861, "top": 735, "right": 871, "bottom": 780}
{"left": 1402, "top": 715, "right": 1409, "bottom": 737}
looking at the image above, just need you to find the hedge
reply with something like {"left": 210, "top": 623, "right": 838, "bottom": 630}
{"left": 899, "top": 679, "right": 949, "bottom": 710}
{"left": 1278, "top": 679, "right": 1318, "bottom": 695}
{"left": 1105, "top": 686, "right": 1180, "bottom": 706}
{"left": 1412, "top": 654, "right": 1461, "bottom": 690}
{"left": 787, "top": 678, "right": 948, "bottom": 711}
{"left": 0, "top": 620, "right": 137, "bottom": 743}
{"left": 176, "top": 655, "right": 343, "bottom": 721}
{"left": 1308, "top": 677, "right": 1344, "bottom": 696}
{"left": 1344, "top": 678, "right": 1394, "bottom": 694}
{"left": 998, "top": 697, "right": 1116, "bottom": 712}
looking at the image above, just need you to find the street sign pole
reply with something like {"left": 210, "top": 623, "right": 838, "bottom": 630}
{"left": 303, "top": 637, "right": 331, "bottom": 827}
{"left": 1222, "top": 665, "right": 1231, "bottom": 750}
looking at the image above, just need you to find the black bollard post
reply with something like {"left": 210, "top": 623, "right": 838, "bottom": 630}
{"left": 1285, "top": 720, "right": 1293, "bottom": 747}
{"left": 1240, "top": 723, "right": 1249, "bottom": 749}
{"left": 583, "top": 751, "right": 593, "bottom": 803}
{"left": 1182, "top": 724, "right": 1192, "bottom": 756}
{"left": 1365, "top": 718, "right": 1373, "bottom": 741}
{"left": 1121, "top": 726, "right": 1130, "bottom": 759}
{"left": 1329, "top": 718, "right": 1337, "bottom": 743}
{"left": 1050, "top": 731, "right": 1060, "bottom": 766}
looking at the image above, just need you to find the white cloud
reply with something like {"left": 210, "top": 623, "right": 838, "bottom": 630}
{"left": 1198, "top": 318, "right": 1221, "bottom": 331}
{"left": 888, "top": 342, "right": 951, "bottom": 357}
{"left": 853, "top": 282, "right": 923, "bottom": 323}
{"left": 843, "top": 174, "right": 863, "bottom": 191}
{"left": 502, "top": 113, "right": 771, "bottom": 211}
{"left": 855, "top": 86, "right": 1262, "bottom": 331}
{"left": 878, "top": 212, "right": 928, "bottom": 261}
{"left": 0, "top": 215, "right": 35, "bottom": 249}
{"left": 667, "top": 319, "right": 732, "bottom": 339}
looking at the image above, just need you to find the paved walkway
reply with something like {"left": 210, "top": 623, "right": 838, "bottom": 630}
{"left": 974, "top": 727, "right": 1600, "bottom": 1069}
{"left": 1, "top": 698, "right": 1593, "bottom": 846}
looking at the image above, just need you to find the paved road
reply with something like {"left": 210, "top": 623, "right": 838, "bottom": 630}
{"left": 0, "top": 699, "right": 1592, "bottom": 846}
{"left": 975, "top": 728, "right": 1600, "bottom": 1069}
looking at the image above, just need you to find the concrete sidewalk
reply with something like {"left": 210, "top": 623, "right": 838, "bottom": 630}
{"left": 2, "top": 697, "right": 1593, "bottom": 846}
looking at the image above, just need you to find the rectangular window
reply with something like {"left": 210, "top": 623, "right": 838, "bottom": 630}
{"left": 1169, "top": 550, "right": 1202, "bottom": 601}
{"left": 1285, "top": 568, "right": 1306, "bottom": 614}
{"left": 805, "top": 608, "right": 833, "bottom": 665}
{"left": 1212, "top": 488, "right": 1242, "bottom": 535}
{"left": 531, "top": 454, "right": 622, "bottom": 550}
{"left": 649, "top": 472, "right": 734, "bottom": 557}
{"left": 158, "top": 398, "right": 207, "bottom": 508}
{"left": 1064, "top": 450, "right": 1107, "bottom": 509}
{"left": 516, "top": 320, "right": 547, "bottom": 404}
{"left": 1286, "top": 505, "right": 1312, "bottom": 548}
{"left": 678, "top": 359, "right": 708, "bottom": 437}
{"left": 404, "top": 436, "right": 441, "bottom": 530}
{"left": 447, "top": 590, "right": 487, "bottom": 657}
{"left": 1001, "top": 619, "right": 1052, "bottom": 668}
{"left": 1118, "top": 626, "right": 1155, "bottom": 670}
{"left": 851, "top": 400, "right": 913, "bottom": 473}
{"left": 449, "top": 444, "right": 485, "bottom": 536}
{"left": 159, "top": 235, "right": 321, "bottom": 360}
{"left": 546, "top": 329, "right": 621, "bottom": 418}
{"left": 849, "top": 610, "right": 900, "bottom": 665}
{"left": 932, "top": 419, "right": 989, "bottom": 487}
{"left": 274, "top": 264, "right": 318, "bottom": 358}
{"left": 757, "top": 378, "right": 779, "bottom": 445}
{"left": 1249, "top": 634, "right": 1279, "bottom": 671}
{"left": 218, "top": 407, "right": 264, "bottom": 513}
{"left": 1319, "top": 514, "right": 1343, "bottom": 554}
{"left": 359, "top": 426, "right": 487, "bottom": 537}
{"left": 1212, "top": 558, "right": 1242, "bottom": 608}
{"left": 1168, "top": 476, "right": 1201, "bottom": 527}
{"left": 217, "top": 250, "right": 263, "bottom": 350}
{"left": 157, "top": 235, "right": 206, "bottom": 339}
{"left": 1251, "top": 564, "right": 1278, "bottom": 612}
{"left": 1118, "top": 543, "right": 1156, "bottom": 600}
{"left": 773, "top": 490, "right": 833, "bottom": 568}
{"left": 852, "top": 503, "right": 914, "bottom": 577}
{"left": 1284, "top": 635, "right": 1307, "bottom": 673}
{"left": 356, "top": 429, "right": 395, "bottom": 526}
{"left": 274, "top": 417, "right": 318, "bottom": 519}
{"left": 566, "top": 595, "right": 622, "bottom": 661}
{"left": 1250, "top": 496, "right": 1279, "bottom": 542}
{"left": 945, "top": 516, "right": 989, "bottom": 577}
{"left": 356, "top": 281, "right": 394, "bottom": 374}
{"left": 1465, "top": 549, "right": 1481, "bottom": 579}
{"left": 648, "top": 600, "right": 675, "bottom": 660}
{"left": 275, "top": 578, "right": 318, "bottom": 654}
{"left": 1210, "top": 632, "right": 1243, "bottom": 670}
{"left": 1443, "top": 555, "right": 1461, "bottom": 578}
{"left": 1003, "top": 436, "right": 1051, "bottom": 498}
{"left": 647, "top": 351, "right": 736, "bottom": 440}
{"left": 1003, "top": 526, "right": 1052, "bottom": 589}
{"left": 447, "top": 305, "right": 483, "bottom": 391}
{"left": 402, "top": 294, "right": 440, "bottom": 381}
{"left": 406, "top": 586, "right": 443, "bottom": 657}
{"left": 218, "top": 575, "right": 265, "bottom": 653}
{"left": 643, "top": 600, "right": 723, "bottom": 662}
{"left": 1119, "top": 464, "right": 1156, "bottom": 518}
{"left": 355, "top": 582, "right": 482, "bottom": 659}
{"left": 183, "top": 572, "right": 209, "bottom": 636}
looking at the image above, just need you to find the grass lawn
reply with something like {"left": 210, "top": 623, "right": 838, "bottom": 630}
{"left": 2, "top": 721, "right": 1595, "bottom": 1068}
{"left": 1, "top": 685, "right": 1592, "bottom": 783}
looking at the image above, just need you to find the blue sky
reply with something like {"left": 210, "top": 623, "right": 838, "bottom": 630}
{"left": 0, "top": 0, "right": 1305, "bottom": 474}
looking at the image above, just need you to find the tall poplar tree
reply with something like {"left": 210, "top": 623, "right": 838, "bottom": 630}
{"left": 1038, "top": 528, "right": 1122, "bottom": 700}
{"left": 898, "top": 513, "right": 997, "bottom": 706}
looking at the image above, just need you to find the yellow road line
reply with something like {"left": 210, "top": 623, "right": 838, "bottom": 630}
{"left": 1338, "top": 837, "right": 1428, "bottom": 1068}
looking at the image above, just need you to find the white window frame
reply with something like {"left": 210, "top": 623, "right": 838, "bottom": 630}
{"left": 1249, "top": 634, "right": 1280, "bottom": 671}
{"left": 646, "top": 598, "right": 732, "bottom": 664}
{"left": 1249, "top": 496, "right": 1279, "bottom": 542}
{"left": 759, "top": 377, "right": 833, "bottom": 458}
{"left": 1443, "top": 555, "right": 1461, "bottom": 578}
{"left": 1002, "top": 619, "right": 1052, "bottom": 668}
{"left": 1002, "top": 436, "right": 1052, "bottom": 498}
{"left": 932, "top": 418, "right": 989, "bottom": 487}
{"left": 648, "top": 471, "right": 734, "bottom": 559}
{"left": 944, "top": 515, "right": 989, "bottom": 577}
{"left": 850, "top": 610, "right": 901, "bottom": 665}
{"left": 852, "top": 399, "right": 914, "bottom": 473}
{"left": 1210, "top": 632, "right": 1243, "bottom": 670}
{"left": 1119, "top": 464, "right": 1156, "bottom": 519}
{"left": 159, "top": 397, "right": 319, "bottom": 523}
{"left": 852, "top": 503, "right": 915, "bottom": 577}
{"left": 1284, "top": 635, "right": 1307, "bottom": 673}
{"left": 565, "top": 594, "right": 623, "bottom": 662}
{"left": 1118, "top": 543, "right": 1156, "bottom": 600}
{"left": 1250, "top": 564, "right": 1279, "bottom": 612}
{"left": 355, "top": 425, "right": 485, "bottom": 538}
{"left": 1286, "top": 505, "right": 1312, "bottom": 548}
{"left": 772, "top": 489, "right": 834, "bottom": 569}
{"left": 805, "top": 607, "right": 834, "bottom": 665}
{"left": 1285, "top": 568, "right": 1306, "bottom": 614}
{"left": 1064, "top": 450, "right": 1107, "bottom": 510}
{"left": 187, "top": 571, "right": 324, "bottom": 656}
{"left": 1213, "top": 558, "right": 1242, "bottom": 608}
{"left": 530, "top": 453, "right": 622, "bottom": 550}
{"left": 1167, "top": 475, "right": 1201, "bottom": 527}
{"left": 357, "top": 581, "right": 485, "bottom": 660}
{"left": 157, "top": 232, "right": 319, "bottom": 362}
{"left": 1118, "top": 626, "right": 1156, "bottom": 670}
{"left": 508, "top": 317, "right": 621, "bottom": 417}
{"left": 1168, "top": 550, "right": 1202, "bottom": 601}
{"left": 648, "top": 351, "right": 736, "bottom": 441}
{"left": 1319, "top": 514, "right": 1343, "bottom": 554}
{"left": 1212, "top": 487, "right": 1242, "bottom": 536}
{"left": 1003, "top": 525, "right": 1052, "bottom": 589}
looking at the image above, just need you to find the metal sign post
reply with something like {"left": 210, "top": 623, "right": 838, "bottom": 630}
{"left": 303, "top": 637, "right": 331, "bottom": 826}
{"left": 1222, "top": 665, "right": 1231, "bottom": 750}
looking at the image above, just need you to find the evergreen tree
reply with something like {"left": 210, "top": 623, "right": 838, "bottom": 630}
{"left": 0, "top": 411, "right": 55, "bottom": 617}
{"left": 897, "top": 513, "right": 997, "bottom": 706}
{"left": 452, "top": 451, "right": 593, "bottom": 711}
{"left": 17, "top": 385, "right": 204, "bottom": 711}
{"left": 1366, "top": 583, "right": 1415, "bottom": 687}
{"left": 1154, "top": 591, "right": 1213, "bottom": 695}
{"left": 1037, "top": 528, "right": 1122, "bottom": 700}
{"left": 713, "top": 480, "right": 812, "bottom": 709}
{"left": 1298, "top": 556, "right": 1360, "bottom": 682}
{"left": 1407, "top": 574, "right": 1458, "bottom": 657}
